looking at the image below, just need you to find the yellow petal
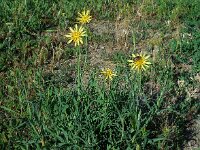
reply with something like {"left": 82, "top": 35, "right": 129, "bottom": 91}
{"left": 67, "top": 39, "right": 72, "bottom": 44}
{"left": 65, "top": 34, "right": 71, "bottom": 37}
{"left": 145, "top": 55, "right": 150, "bottom": 59}
{"left": 69, "top": 27, "right": 74, "bottom": 32}
{"left": 86, "top": 10, "right": 90, "bottom": 15}
{"left": 128, "top": 60, "right": 133, "bottom": 63}
{"left": 132, "top": 54, "right": 136, "bottom": 57}
{"left": 146, "top": 62, "right": 151, "bottom": 64}
{"left": 75, "top": 24, "right": 78, "bottom": 31}
{"left": 80, "top": 38, "right": 83, "bottom": 44}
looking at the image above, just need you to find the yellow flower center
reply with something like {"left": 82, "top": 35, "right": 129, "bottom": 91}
{"left": 83, "top": 16, "right": 89, "bottom": 21}
{"left": 101, "top": 68, "right": 116, "bottom": 80}
{"left": 77, "top": 11, "right": 91, "bottom": 24}
{"left": 128, "top": 53, "right": 151, "bottom": 72}
{"left": 72, "top": 31, "right": 81, "bottom": 41}
{"left": 134, "top": 56, "right": 145, "bottom": 68}
{"left": 105, "top": 69, "right": 112, "bottom": 76}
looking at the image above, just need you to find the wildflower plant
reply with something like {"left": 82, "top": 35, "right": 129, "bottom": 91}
{"left": 64, "top": 25, "right": 87, "bottom": 100}
{"left": 127, "top": 53, "right": 151, "bottom": 94}
{"left": 64, "top": 10, "right": 92, "bottom": 101}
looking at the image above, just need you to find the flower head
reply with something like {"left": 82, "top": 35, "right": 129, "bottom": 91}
{"left": 65, "top": 24, "right": 86, "bottom": 46}
{"left": 101, "top": 68, "right": 117, "bottom": 81}
{"left": 128, "top": 53, "right": 151, "bottom": 72}
{"left": 76, "top": 10, "right": 92, "bottom": 24}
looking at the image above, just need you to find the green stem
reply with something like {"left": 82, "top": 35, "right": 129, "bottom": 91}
{"left": 77, "top": 46, "right": 81, "bottom": 100}
{"left": 139, "top": 72, "right": 142, "bottom": 93}
{"left": 83, "top": 31, "right": 88, "bottom": 71}
{"left": 136, "top": 71, "right": 142, "bottom": 107}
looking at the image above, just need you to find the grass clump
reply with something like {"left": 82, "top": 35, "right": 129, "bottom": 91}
{"left": 0, "top": 0, "right": 200, "bottom": 149}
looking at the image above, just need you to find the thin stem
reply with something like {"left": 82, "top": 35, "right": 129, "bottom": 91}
{"left": 77, "top": 46, "right": 81, "bottom": 101}
{"left": 136, "top": 71, "right": 142, "bottom": 107}
{"left": 83, "top": 30, "right": 88, "bottom": 71}
{"left": 139, "top": 71, "right": 142, "bottom": 93}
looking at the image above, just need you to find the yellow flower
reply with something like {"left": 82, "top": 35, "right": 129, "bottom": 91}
{"left": 162, "top": 126, "right": 170, "bottom": 137}
{"left": 76, "top": 10, "right": 92, "bottom": 24}
{"left": 101, "top": 68, "right": 117, "bottom": 81}
{"left": 136, "top": 144, "right": 140, "bottom": 150}
{"left": 65, "top": 24, "right": 86, "bottom": 46}
{"left": 128, "top": 53, "right": 151, "bottom": 72}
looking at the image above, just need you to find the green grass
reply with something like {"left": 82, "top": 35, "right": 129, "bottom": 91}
{"left": 0, "top": 0, "right": 200, "bottom": 149}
